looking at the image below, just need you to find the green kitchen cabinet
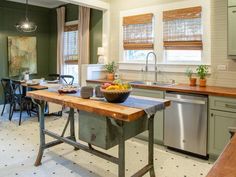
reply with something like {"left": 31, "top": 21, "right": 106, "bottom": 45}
{"left": 87, "top": 82, "right": 98, "bottom": 87}
{"left": 131, "top": 88, "right": 165, "bottom": 144}
{"left": 228, "top": 6, "right": 236, "bottom": 56}
{"left": 208, "top": 96, "right": 236, "bottom": 158}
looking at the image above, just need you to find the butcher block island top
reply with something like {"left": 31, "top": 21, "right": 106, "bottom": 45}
{"left": 87, "top": 79, "right": 236, "bottom": 98}
{"left": 27, "top": 90, "right": 170, "bottom": 122}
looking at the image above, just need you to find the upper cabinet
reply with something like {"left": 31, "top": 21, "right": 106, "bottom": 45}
{"left": 229, "top": 0, "right": 236, "bottom": 7}
{"left": 228, "top": 0, "right": 236, "bottom": 56}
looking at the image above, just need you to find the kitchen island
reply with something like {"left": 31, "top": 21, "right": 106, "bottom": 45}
{"left": 27, "top": 90, "right": 170, "bottom": 177}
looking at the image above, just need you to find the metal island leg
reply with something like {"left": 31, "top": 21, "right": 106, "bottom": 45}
{"left": 131, "top": 114, "right": 156, "bottom": 177}
{"left": 148, "top": 115, "right": 156, "bottom": 177}
{"left": 118, "top": 122, "right": 125, "bottom": 177}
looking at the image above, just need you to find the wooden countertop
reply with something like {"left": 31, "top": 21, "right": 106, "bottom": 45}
{"left": 27, "top": 90, "right": 170, "bottom": 122}
{"left": 86, "top": 79, "right": 236, "bottom": 98}
{"left": 206, "top": 135, "right": 236, "bottom": 177}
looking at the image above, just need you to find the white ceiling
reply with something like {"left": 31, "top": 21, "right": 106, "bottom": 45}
{"left": 7, "top": 0, "right": 66, "bottom": 8}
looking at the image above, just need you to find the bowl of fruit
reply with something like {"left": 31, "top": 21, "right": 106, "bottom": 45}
{"left": 58, "top": 85, "right": 79, "bottom": 94}
{"left": 100, "top": 80, "right": 132, "bottom": 103}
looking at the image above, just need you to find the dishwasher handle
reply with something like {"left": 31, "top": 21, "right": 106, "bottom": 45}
{"left": 165, "top": 97, "right": 207, "bottom": 105}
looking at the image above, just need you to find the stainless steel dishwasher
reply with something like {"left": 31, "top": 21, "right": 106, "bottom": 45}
{"left": 164, "top": 92, "right": 208, "bottom": 156}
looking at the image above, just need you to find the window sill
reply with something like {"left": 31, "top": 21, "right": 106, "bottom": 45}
{"left": 118, "top": 62, "right": 211, "bottom": 73}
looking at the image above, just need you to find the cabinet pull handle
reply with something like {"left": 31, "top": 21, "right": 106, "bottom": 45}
{"left": 211, "top": 113, "right": 214, "bottom": 117}
{"left": 232, "top": 11, "right": 236, "bottom": 13}
{"left": 225, "top": 104, "right": 236, "bottom": 109}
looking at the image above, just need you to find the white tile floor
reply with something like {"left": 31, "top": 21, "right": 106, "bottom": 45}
{"left": 0, "top": 112, "right": 213, "bottom": 177}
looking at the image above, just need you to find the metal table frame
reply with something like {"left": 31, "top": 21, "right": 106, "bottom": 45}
{"left": 34, "top": 99, "right": 156, "bottom": 177}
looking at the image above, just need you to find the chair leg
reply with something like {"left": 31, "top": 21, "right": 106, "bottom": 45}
{"left": 11, "top": 103, "right": 16, "bottom": 121}
{"left": 19, "top": 104, "right": 23, "bottom": 126}
{"left": 9, "top": 103, "right": 13, "bottom": 121}
{"left": 1, "top": 103, "right": 6, "bottom": 116}
{"left": 28, "top": 103, "right": 32, "bottom": 117}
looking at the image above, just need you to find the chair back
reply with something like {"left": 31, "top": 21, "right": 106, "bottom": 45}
{"left": 11, "top": 80, "right": 22, "bottom": 96}
{"left": 60, "top": 75, "right": 74, "bottom": 85}
{"left": 48, "top": 74, "right": 60, "bottom": 81}
{"left": 1, "top": 78, "right": 12, "bottom": 102}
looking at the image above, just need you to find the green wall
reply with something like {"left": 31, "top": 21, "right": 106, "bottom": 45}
{"left": 0, "top": 0, "right": 57, "bottom": 103}
{"left": 90, "top": 9, "right": 103, "bottom": 64}
{"left": 65, "top": 4, "right": 79, "bottom": 22}
{"left": 49, "top": 9, "right": 58, "bottom": 74}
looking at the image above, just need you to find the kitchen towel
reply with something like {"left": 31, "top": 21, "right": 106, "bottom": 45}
{"left": 119, "top": 96, "right": 165, "bottom": 118}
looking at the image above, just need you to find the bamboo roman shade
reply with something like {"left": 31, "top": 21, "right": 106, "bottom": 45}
{"left": 123, "top": 13, "right": 154, "bottom": 50}
{"left": 64, "top": 24, "right": 78, "bottom": 32}
{"left": 163, "top": 6, "right": 202, "bottom": 50}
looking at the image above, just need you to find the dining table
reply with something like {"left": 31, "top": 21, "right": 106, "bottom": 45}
{"left": 27, "top": 89, "right": 170, "bottom": 177}
{"left": 21, "top": 82, "right": 63, "bottom": 114}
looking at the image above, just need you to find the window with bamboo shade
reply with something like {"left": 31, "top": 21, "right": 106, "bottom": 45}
{"left": 63, "top": 24, "right": 79, "bottom": 65}
{"left": 123, "top": 13, "right": 154, "bottom": 50}
{"left": 163, "top": 6, "right": 203, "bottom": 50}
{"left": 63, "top": 24, "right": 79, "bottom": 83}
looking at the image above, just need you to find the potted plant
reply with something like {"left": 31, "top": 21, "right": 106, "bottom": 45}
{"left": 105, "top": 61, "right": 117, "bottom": 80}
{"left": 196, "top": 65, "right": 208, "bottom": 87}
{"left": 185, "top": 68, "right": 197, "bottom": 86}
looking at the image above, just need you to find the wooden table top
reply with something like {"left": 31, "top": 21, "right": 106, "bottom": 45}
{"left": 206, "top": 135, "right": 236, "bottom": 177}
{"left": 27, "top": 90, "right": 170, "bottom": 122}
{"left": 87, "top": 79, "right": 236, "bottom": 98}
{"left": 21, "top": 83, "right": 48, "bottom": 90}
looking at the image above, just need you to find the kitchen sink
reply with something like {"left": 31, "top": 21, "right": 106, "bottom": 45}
{"left": 129, "top": 81, "right": 175, "bottom": 87}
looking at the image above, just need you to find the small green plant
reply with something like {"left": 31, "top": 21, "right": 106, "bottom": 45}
{"left": 105, "top": 61, "right": 117, "bottom": 73}
{"left": 196, "top": 65, "right": 208, "bottom": 79}
{"left": 185, "top": 68, "right": 193, "bottom": 78}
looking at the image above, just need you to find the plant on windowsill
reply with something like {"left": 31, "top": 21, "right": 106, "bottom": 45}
{"left": 196, "top": 65, "right": 208, "bottom": 87}
{"left": 185, "top": 68, "right": 197, "bottom": 86}
{"left": 105, "top": 61, "right": 117, "bottom": 80}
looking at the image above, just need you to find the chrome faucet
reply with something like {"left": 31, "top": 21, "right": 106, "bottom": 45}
{"left": 145, "top": 52, "right": 158, "bottom": 82}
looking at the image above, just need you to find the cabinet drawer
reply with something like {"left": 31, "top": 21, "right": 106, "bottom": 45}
{"left": 209, "top": 96, "right": 236, "bottom": 113}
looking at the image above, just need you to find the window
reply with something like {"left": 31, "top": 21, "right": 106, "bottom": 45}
{"left": 163, "top": 6, "right": 203, "bottom": 63}
{"left": 63, "top": 24, "right": 79, "bottom": 83}
{"left": 123, "top": 13, "right": 154, "bottom": 62}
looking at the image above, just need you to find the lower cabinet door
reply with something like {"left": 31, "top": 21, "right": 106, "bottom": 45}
{"left": 209, "top": 110, "right": 236, "bottom": 156}
{"left": 131, "top": 88, "right": 164, "bottom": 144}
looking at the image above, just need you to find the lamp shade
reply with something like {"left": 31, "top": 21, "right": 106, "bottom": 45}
{"left": 97, "top": 47, "right": 104, "bottom": 55}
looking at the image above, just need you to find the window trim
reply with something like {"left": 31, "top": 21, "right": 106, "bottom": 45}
{"left": 119, "top": 0, "right": 211, "bottom": 67}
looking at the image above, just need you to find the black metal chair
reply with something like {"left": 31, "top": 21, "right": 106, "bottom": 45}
{"left": 60, "top": 75, "right": 74, "bottom": 85}
{"left": 9, "top": 80, "right": 32, "bottom": 125}
{"left": 1, "top": 78, "right": 12, "bottom": 120}
{"left": 48, "top": 74, "right": 60, "bottom": 81}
